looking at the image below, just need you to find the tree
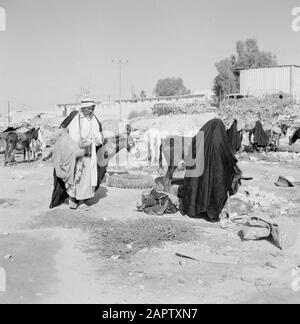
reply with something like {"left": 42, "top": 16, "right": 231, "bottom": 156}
{"left": 213, "top": 38, "right": 278, "bottom": 99}
{"left": 213, "top": 59, "right": 238, "bottom": 99}
{"left": 154, "top": 77, "right": 190, "bottom": 97}
{"left": 140, "top": 90, "right": 147, "bottom": 98}
{"left": 235, "top": 39, "right": 277, "bottom": 69}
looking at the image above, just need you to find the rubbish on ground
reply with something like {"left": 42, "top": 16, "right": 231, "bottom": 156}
{"left": 292, "top": 266, "right": 300, "bottom": 277}
{"left": 240, "top": 216, "right": 298, "bottom": 250}
{"left": 4, "top": 254, "right": 14, "bottom": 262}
{"left": 275, "top": 175, "right": 300, "bottom": 187}
{"left": 271, "top": 218, "right": 298, "bottom": 250}
{"left": 219, "top": 217, "right": 235, "bottom": 229}
{"left": 241, "top": 217, "right": 271, "bottom": 241}
{"left": 0, "top": 202, "right": 9, "bottom": 208}
{"left": 12, "top": 176, "right": 24, "bottom": 181}
{"left": 175, "top": 252, "right": 240, "bottom": 265}
{"left": 264, "top": 262, "right": 277, "bottom": 269}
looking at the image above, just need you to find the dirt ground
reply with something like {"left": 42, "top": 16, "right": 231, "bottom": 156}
{"left": 1, "top": 118, "right": 300, "bottom": 304}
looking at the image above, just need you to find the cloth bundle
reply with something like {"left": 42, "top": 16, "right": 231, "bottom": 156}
{"left": 137, "top": 189, "right": 178, "bottom": 216}
{"left": 240, "top": 216, "right": 298, "bottom": 250}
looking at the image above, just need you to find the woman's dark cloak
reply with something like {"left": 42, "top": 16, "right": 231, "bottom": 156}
{"left": 181, "top": 119, "right": 238, "bottom": 222}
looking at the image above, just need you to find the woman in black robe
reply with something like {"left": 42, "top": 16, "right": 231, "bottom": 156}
{"left": 181, "top": 119, "right": 240, "bottom": 222}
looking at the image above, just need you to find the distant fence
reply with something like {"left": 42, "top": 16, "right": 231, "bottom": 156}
{"left": 56, "top": 95, "right": 213, "bottom": 121}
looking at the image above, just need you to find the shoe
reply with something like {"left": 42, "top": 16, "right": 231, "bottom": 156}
{"left": 69, "top": 201, "right": 78, "bottom": 210}
{"left": 78, "top": 203, "right": 89, "bottom": 211}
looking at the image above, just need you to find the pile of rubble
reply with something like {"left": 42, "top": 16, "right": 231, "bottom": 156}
{"left": 218, "top": 95, "right": 300, "bottom": 129}
{"left": 233, "top": 185, "right": 295, "bottom": 217}
{"left": 239, "top": 152, "right": 300, "bottom": 164}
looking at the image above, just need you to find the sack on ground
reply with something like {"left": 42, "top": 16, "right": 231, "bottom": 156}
{"left": 241, "top": 216, "right": 298, "bottom": 250}
{"left": 137, "top": 189, "right": 178, "bottom": 216}
{"left": 270, "top": 218, "right": 298, "bottom": 250}
{"left": 241, "top": 217, "right": 271, "bottom": 241}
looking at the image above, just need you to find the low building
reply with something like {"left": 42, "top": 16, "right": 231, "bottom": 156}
{"left": 237, "top": 65, "right": 300, "bottom": 101}
{"left": 56, "top": 93, "right": 213, "bottom": 120}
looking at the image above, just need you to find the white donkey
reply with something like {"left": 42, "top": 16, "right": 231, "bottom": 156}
{"left": 143, "top": 128, "right": 162, "bottom": 167}
{"left": 29, "top": 128, "right": 47, "bottom": 160}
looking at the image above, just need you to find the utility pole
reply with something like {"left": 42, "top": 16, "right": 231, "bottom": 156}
{"left": 7, "top": 101, "right": 11, "bottom": 125}
{"left": 112, "top": 59, "right": 128, "bottom": 121}
{"left": 112, "top": 59, "right": 128, "bottom": 169}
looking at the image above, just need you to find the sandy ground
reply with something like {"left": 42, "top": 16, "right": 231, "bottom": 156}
{"left": 1, "top": 116, "right": 300, "bottom": 304}
{"left": 0, "top": 157, "right": 300, "bottom": 304}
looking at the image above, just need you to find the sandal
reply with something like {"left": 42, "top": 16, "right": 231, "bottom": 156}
{"left": 69, "top": 199, "right": 78, "bottom": 210}
{"left": 78, "top": 203, "right": 90, "bottom": 211}
{"left": 69, "top": 202, "right": 78, "bottom": 210}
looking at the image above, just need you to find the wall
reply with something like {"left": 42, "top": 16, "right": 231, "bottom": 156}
{"left": 56, "top": 95, "right": 210, "bottom": 121}
{"left": 293, "top": 66, "right": 300, "bottom": 102}
{"left": 56, "top": 101, "right": 154, "bottom": 120}
{"left": 94, "top": 101, "right": 154, "bottom": 121}
{"left": 240, "top": 66, "right": 292, "bottom": 97}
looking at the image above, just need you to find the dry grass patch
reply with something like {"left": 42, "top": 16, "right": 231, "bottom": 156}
{"left": 34, "top": 210, "right": 198, "bottom": 259}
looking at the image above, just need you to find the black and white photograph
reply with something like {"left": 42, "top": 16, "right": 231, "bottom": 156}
{"left": 1, "top": 0, "right": 300, "bottom": 306}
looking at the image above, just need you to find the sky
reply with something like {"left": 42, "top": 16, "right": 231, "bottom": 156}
{"left": 0, "top": 0, "right": 300, "bottom": 112}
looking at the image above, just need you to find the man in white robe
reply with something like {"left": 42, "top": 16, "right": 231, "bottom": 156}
{"left": 67, "top": 98, "right": 103, "bottom": 209}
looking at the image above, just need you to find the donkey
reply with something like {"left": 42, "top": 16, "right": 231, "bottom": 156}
{"left": 156, "top": 135, "right": 250, "bottom": 192}
{"left": 50, "top": 130, "right": 139, "bottom": 208}
{"left": 143, "top": 128, "right": 162, "bottom": 167}
{"left": 97, "top": 132, "right": 139, "bottom": 185}
{"left": 289, "top": 127, "right": 300, "bottom": 146}
{"left": 29, "top": 128, "right": 47, "bottom": 160}
{"left": 4, "top": 127, "right": 40, "bottom": 165}
{"left": 156, "top": 135, "right": 191, "bottom": 190}
{"left": 266, "top": 124, "right": 289, "bottom": 151}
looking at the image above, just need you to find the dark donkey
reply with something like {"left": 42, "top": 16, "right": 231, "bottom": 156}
{"left": 289, "top": 127, "right": 300, "bottom": 146}
{"left": 97, "top": 131, "right": 139, "bottom": 183}
{"left": 5, "top": 127, "right": 40, "bottom": 164}
{"left": 50, "top": 130, "right": 139, "bottom": 208}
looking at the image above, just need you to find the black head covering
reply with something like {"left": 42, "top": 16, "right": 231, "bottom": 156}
{"left": 227, "top": 120, "right": 242, "bottom": 153}
{"left": 252, "top": 121, "right": 269, "bottom": 147}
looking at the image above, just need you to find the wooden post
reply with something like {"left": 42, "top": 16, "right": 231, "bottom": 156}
{"left": 7, "top": 101, "right": 11, "bottom": 125}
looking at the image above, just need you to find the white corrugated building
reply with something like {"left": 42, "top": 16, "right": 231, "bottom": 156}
{"left": 239, "top": 65, "right": 300, "bottom": 101}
